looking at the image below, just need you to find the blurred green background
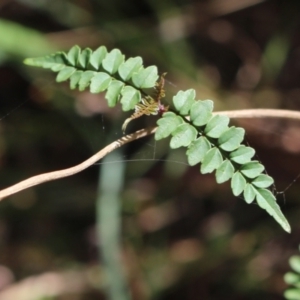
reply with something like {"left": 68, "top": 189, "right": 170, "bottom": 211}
{"left": 0, "top": 0, "right": 300, "bottom": 299}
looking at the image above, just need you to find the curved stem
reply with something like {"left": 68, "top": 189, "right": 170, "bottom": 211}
{"left": 0, "top": 108, "right": 300, "bottom": 201}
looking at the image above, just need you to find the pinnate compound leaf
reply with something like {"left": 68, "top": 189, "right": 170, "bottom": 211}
{"left": 240, "top": 161, "right": 264, "bottom": 178}
{"left": 186, "top": 136, "right": 211, "bottom": 166}
{"left": 231, "top": 172, "right": 246, "bottom": 196}
{"left": 229, "top": 146, "right": 255, "bottom": 164}
{"left": 201, "top": 147, "right": 223, "bottom": 174}
{"left": 89, "top": 46, "right": 107, "bottom": 70}
{"left": 56, "top": 66, "right": 76, "bottom": 82}
{"left": 155, "top": 112, "right": 184, "bottom": 140}
{"left": 90, "top": 72, "right": 111, "bottom": 93}
{"left": 243, "top": 183, "right": 256, "bottom": 204}
{"left": 132, "top": 66, "right": 158, "bottom": 88}
{"left": 190, "top": 100, "right": 213, "bottom": 126}
{"left": 218, "top": 127, "right": 245, "bottom": 151}
{"left": 252, "top": 174, "right": 274, "bottom": 188}
{"left": 120, "top": 86, "right": 141, "bottom": 111}
{"left": 173, "top": 89, "right": 196, "bottom": 115}
{"left": 255, "top": 188, "right": 291, "bottom": 233}
{"left": 216, "top": 159, "right": 234, "bottom": 183}
{"left": 102, "top": 49, "right": 124, "bottom": 74}
{"left": 105, "top": 80, "right": 124, "bottom": 107}
{"left": 66, "top": 45, "right": 80, "bottom": 66}
{"left": 170, "top": 123, "right": 198, "bottom": 149}
{"left": 118, "top": 57, "right": 143, "bottom": 81}
{"left": 204, "top": 115, "right": 230, "bottom": 138}
{"left": 78, "top": 71, "right": 96, "bottom": 91}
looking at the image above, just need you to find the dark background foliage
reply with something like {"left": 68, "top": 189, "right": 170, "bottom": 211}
{"left": 0, "top": 0, "right": 300, "bottom": 299}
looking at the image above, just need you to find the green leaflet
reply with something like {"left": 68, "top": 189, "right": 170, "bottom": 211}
{"left": 173, "top": 89, "right": 195, "bottom": 116}
{"left": 284, "top": 272, "right": 300, "bottom": 286}
{"left": 215, "top": 159, "right": 234, "bottom": 184}
{"left": 120, "top": 86, "right": 141, "bottom": 111}
{"left": 118, "top": 57, "right": 143, "bottom": 81}
{"left": 243, "top": 183, "right": 256, "bottom": 204}
{"left": 201, "top": 148, "right": 223, "bottom": 174}
{"left": 56, "top": 66, "right": 76, "bottom": 82}
{"left": 186, "top": 136, "right": 211, "bottom": 166}
{"left": 78, "top": 48, "right": 92, "bottom": 69}
{"left": 290, "top": 256, "right": 300, "bottom": 274}
{"left": 204, "top": 115, "right": 230, "bottom": 138}
{"left": 102, "top": 49, "right": 124, "bottom": 74}
{"left": 284, "top": 289, "right": 300, "bottom": 300}
{"left": 229, "top": 146, "right": 255, "bottom": 164}
{"left": 131, "top": 66, "right": 158, "bottom": 88}
{"left": 89, "top": 46, "right": 107, "bottom": 70}
{"left": 284, "top": 254, "right": 300, "bottom": 300}
{"left": 155, "top": 112, "right": 184, "bottom": 140}
{"left": 105, "top": 80, "right": 124, "bottom": 107}
{"left": 90, "top": 72, "right": 111, "bottom": 93}
{"left": 190, "top": 100, "right": 213, "bottom": 126}
{"left": 218, "top": 127, "right": 245, "bottom": 151}
{"left": 252, "top": 174, "right": 274, "bottom": 188}
{"left": 255, "top": 188, "right": 291, "bottom": 233}
{"left": 67, "top": 45, "right": 80, "bottom": 66}
{"left": 79, "top": 71, "right": 96, "bottom": 91}
{"left": 170, "top": 123, "right": 198, "bottom": 149}
{"left": 231, "top": 172, "right": 246, "bottom": 196}
{"left": 240, "top": 161, "right": 264, "bottom": 178}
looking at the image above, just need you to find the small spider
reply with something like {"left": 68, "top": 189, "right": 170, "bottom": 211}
{"left": 122, "top": 73, "right": 169, "bottom": 132}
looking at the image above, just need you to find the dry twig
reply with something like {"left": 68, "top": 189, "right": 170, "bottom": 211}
{"left": 0, "top": 108, "right": 300, "bottom": 201}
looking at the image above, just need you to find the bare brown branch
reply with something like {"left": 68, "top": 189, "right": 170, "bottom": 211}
{"left": 1, "top": 108, "right": 300, "bottom": 201}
